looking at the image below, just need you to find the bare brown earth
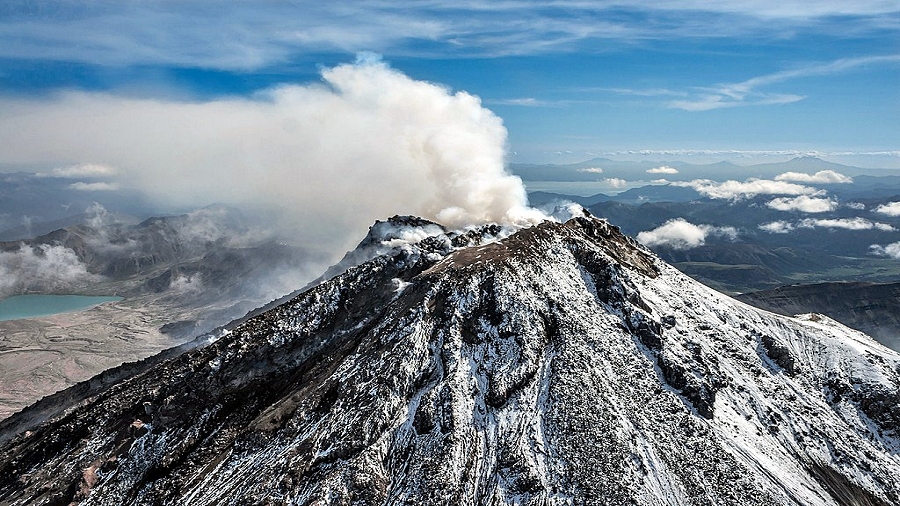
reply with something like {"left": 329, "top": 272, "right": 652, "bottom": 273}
{"left": 0, "top": 296, "right": 199, "bottom": 420}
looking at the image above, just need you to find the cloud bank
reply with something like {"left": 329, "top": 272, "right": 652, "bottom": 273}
{"left": 646, "top": 166, "right": 678, "bottom": 174}
{"left": 636, "top": 218, "right": 738, "bottom": 250}
{"left": 760, "top": 218, "right": 895, "bottom": 233}
{"left": 774, "top": 170, "right": 852, "bottom": 184}
{"left": 673, "top": 178, "right": 819, "bottom": 200}
{"left": 871, "top": 242, "right": 900, "bottom": 259}
{"left": 758, "top": 221, "right": 794, "bottom": 234}
{"left": 0, "top": 57, "right": 544, "bottom": 255}
{"left": 0, "top": 244, "right": 101, "bottom": 298}
{"left": 766, "top": 196, "right": 837, "bottom": 213}
{"left": 50, "top": 163, "right": 119, "bottom": 179}
{"left": 875, "top": 202, "right": 900, "bottom": 216}
{"left": 799, "top": 218, "right": 895, "bottom": 231}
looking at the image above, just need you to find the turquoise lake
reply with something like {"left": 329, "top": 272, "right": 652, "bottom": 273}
{"left": 0, "top": 295, "right": 123, "bottom": 322}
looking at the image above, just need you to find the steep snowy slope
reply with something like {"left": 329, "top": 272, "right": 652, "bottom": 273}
{"left": 0, "top": 215, "right": 898, "bottom": 505}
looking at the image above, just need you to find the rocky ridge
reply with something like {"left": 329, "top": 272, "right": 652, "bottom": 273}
{"left": 0, "top": 215, "right": 898, "bottom": 505}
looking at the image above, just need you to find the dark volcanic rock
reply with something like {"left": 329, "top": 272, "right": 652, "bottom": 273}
{"left": 0, "top": 216, "right": 899, "bottom": 505}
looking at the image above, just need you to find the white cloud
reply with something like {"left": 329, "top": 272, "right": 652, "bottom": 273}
{"left": 669, "top": 93, "right": 805, "bottom": 111}
{"left": 1, "top": 3, "right": 896, "bottom": 70}
{"left": 766, "top": 195, "right": 837, "bottom": 213}
{"left": 487, "top": 97, "right": 578, "bottom": 107}
{"left": 758, "top": 221, "right": 795, "bottom": 233}
{"left": 871, "top": 242, "right": 900, "bottom": 259}
{"left": 603, "top": 178, "right": 628, "bottom": 188}
{"left": 68, "top": 182, "right": 121, "bottom": 191}
{"left": 646, "top": 166, "right": 678, "bottom": 174}
{"left": 0, "top": 244, "right": 101, "bottom": 298}
{"left": 636, "top": 218, "right": 738, "bottom": 250}
{"left": 170, "top": 273, "right": 203, "bottom": 293}
{"left": 669, "top": 55, "right": 900, "bottom": 111}
{"left": 774, "top": 170, "right": 852, "bottom": 184}
{"left": 0, "top": 58, "right": 545, "bottom": 256}
{"left": 577, "top": 167, "right": 604, "bottom": 174}
{"left": 798, "top": 218, "right": 895, "bottom": 231}
{"left": 673, "top": 178, "right": 819, "bottom": 199}
{"left": 845, "top": 202, "right": 866, "bottom": 210}
{"left": 874, "top": 202, "right": 900, "bottom": 216}
{"left": 50, "top": 163, "right": 119, "bottom": 178}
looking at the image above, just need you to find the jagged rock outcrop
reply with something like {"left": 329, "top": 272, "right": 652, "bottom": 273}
{"left": 1, "top": 215, "right": 898, "bottom": 505}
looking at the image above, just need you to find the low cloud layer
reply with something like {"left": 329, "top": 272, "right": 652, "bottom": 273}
{"left": 646, "top": 166, "right": 678, "bottom": 174}
{"left": 774, "top": 170, "right": 852, "bottom": 184}
{"left": 871, "top": 242, "right": 900, "bottom": 259}
{"left": 766, "top": 195, "right": 837, "bottom": 213}
{"left": 758, "top": 221, "right": 794, "bottom": 234}
{"left": 0, "top": 244, "right": 101, "bottom": 298}
{"left": 800, "top": 218, "right": 895, "bottom": 231}
{"left": 69, "top": 182, "right": 121, "bottom": 191}
{"left": 0, "top": 57, "right": 543, "bottom": 256}
{"left": 761, "top": 218, "right": 895, "bottom": 232}
{"left": 875, "top": 202, "right": 900, "bottom": 216}
{"left": 50, "top": 163, "right": 119, "bottom": 179}
{"left": 673, "top": 178, "right": 819, "bottom": 200}
{"left": 637, "top": 218, "right": 737, "bottom": 250}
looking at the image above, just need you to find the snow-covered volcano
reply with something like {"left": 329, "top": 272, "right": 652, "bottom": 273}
{"left": 1, "top": 215, "right": 898, "bottom": 505}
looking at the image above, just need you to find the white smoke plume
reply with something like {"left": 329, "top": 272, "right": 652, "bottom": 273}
{"left": 636, "top": 218, "right": 738, "bottom": 250}
{"left": 0, "top": 55, "right": 544, "bottom": 257}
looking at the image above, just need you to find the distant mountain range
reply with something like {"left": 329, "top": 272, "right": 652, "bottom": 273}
{"left": 511, "top": 156, "right": 900, "bottom": 185}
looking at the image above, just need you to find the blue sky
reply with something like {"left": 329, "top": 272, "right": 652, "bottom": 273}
{"left": 1, "top": 1, "right": 898, "bottom": 167}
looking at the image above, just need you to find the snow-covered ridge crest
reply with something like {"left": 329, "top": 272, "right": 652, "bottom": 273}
{"left": 319, "top": 213, "right": 551, "bottom": 282}
{"left": 1, "top": 215, "right": 899, "bottom": 505}
{"left": 322, "top": 204, "right": 602, "bottom": 280}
